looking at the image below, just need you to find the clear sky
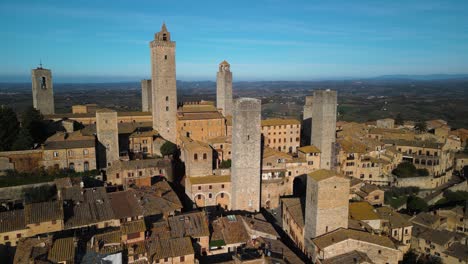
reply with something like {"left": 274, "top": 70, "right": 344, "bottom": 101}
{"left": 1, "top": 0, "right": 468, "bottom": 82}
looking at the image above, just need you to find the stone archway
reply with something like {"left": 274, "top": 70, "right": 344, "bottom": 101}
{"left": 215, "top": 192, "right": 230, "bottom": 210}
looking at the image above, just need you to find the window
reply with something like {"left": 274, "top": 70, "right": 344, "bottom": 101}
{"left": 194, "top": 154, "right": 198, "bottom": 160}
{"left": 16, "top": 233, "right": 21, "bottom": 238}
{"left": 164, "top": 55, "right": 167, "bottom": 60}
{"left": 166, "top": 96, "right": 169, "bottom": 101}
{"left": 83, "top": 149, "right": 89, "bottom": 155}
{"left": 209, "top": 193, "right": 212, "bottom": 198}
{"left": 53, "top": 151, "right": 59, "bottom": 157}
{"left": 221, "top": 184, "right": 224, "bottom": 188}
{"left": 198, "top": 186, "right": 201, "bottom": 190}
{"left": 203, "top": 153, "right": 207, "bottom": 160}
{"left": 69, "top": 163, "right": 75, "bottom": 170}
{"left": 164, "top": 258, "right": 168, "bottom": 262}
{"left": 52, "top": 220, "right": 57, "bottom": 225}
{"left": 139, "top": 171, "right": 143, "bottom": 176}
{"left": 84, "top": 161, "right": 89, "bottom": 171}
{"left": 166, "top": 106, "right": 169, "bottom": 111}
{"left": 116, "top": 173, "right": 120, "bottom": 179}
{"left": 41, "top": 76, "right": 47, "bottom": 89}
{"left": 180, "top": 256, "right": 185, "bottom": 262}
{"left": 374, "top": 195, "right": 379, "bottom": 200}
{"left": 308, "top": 161, "right": 313, "bottom": 165}
{"left": 197, "top": 195, "right": 201, "bottom": 200}
{"left": 378, "top": 250, "right": 382, "bottom": 254}
{"left": 221, "top": 193, "right": 224, "bottom": 198}
{"left": 209, "top": 185, "right": 212, "bottom": 189}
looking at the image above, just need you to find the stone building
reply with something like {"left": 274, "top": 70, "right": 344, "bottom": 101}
{"left": 185, "top": 175, "right": 231, "bottom": 210}
{"left": 141, "top": 79, "right": 152, "bottom": 112}
{"left": 41, "top": 131, "right": 96, "bottom": 172}
{"left": 311, "top": 90, "right": 337, "bottom": 170}
{"left": 150, "top": 23, "right": 177, "bottom": 143}
{"left": 176, "top": 102, "right": 226, "bottom": 144}
{"left": 231, "top": 98, "right": 261, "bottom": 212}
{"left": 128, "top": 129, "right": 162, "bottom": 158}
{"left": 216, "top": 60, "right": 233, "bottom": 117}
{"left": 302, "top": 95, "right": 313, "bottom": 145}
{"left": 46, "top": 111, "right": 152, "bottom": 125}
{"left": 31, "top": 65, "right": 54, "bottom": 115}
{"left": 72, "top": 104, "right": 97, "bottom": 114}
{"left": 106, "top": 158, "right": 173, "bottom": 186}
{"left": 261, "top": 118, "right": 301, "bottom": 153}
{"left": 180, "top": 136, "right": 213, "bottom": 177}
{"left": 96, "top": 109, "right": 120, "bottom": 168}
{"left": 304, "top": 169, "right": 349, "bottom": 252}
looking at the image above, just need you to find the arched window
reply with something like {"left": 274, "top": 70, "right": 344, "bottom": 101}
{"left": 427, "top": 160, "right": 433, "bottom": 166}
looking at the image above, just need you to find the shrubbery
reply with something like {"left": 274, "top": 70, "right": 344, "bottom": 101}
{"left": 393, "top": 162, "right": 429, "bottom": 178}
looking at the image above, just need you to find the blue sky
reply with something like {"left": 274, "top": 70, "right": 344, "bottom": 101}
{"left": 1, "top": 0, "right": 468, "bottom": 82}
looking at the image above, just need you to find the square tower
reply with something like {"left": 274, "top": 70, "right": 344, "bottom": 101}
{"left": 231, "top": 98, "right": 261, "bottom": 212}
{"left": 302, "top": 95, "right": 313, "bottom": 146}
{"left": 150, "top": 23, "right": 177, "bottom": 143}
{"left": 311, "top": 90, "right": 337, "bottom": 169}
{"left": 31, "top": 66, "right": 54, "bottom": 115}
{"left": 96, "top": 109, "right": 119, "bottom": 168}
{"left": 304, "top": 170, "right": 349, "bottom": 252}
{"left": 216, "top": 60, "right": 233, "bottom": 117}
{"left": 141, "top": 79, "right": 152, "bottom": 112}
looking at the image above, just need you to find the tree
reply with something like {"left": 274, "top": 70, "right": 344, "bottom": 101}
{"left": 395, "top": 113, "right": 404, "bottom": 126}
{"left": 0, "top": 106, "right": 20, "bottom": 151}
{"left": 160, "top": 141, "right": 177, "bottom": 156}
{"left": 415, "top": 120, "right": 427, "bottom": 133}
{"left": 219, "top": 159, "right": 231, "bottom": 169}
{"left": 21, "top": 107, "right": 47, "bottom": 143}
{"left": 11, "top": 128, "right": 34, "bottom": 150}
{"left": 407, "top": 195, "right": 428, "bottom": 213}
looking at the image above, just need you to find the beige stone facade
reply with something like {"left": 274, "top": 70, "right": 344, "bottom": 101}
{"left": 216, "top": 60, "right": 233, "bottom": 117}
{"left": 96, "top": 109, "right": 120, "bottom": 168}
{"left": 150, "top": 23, "right": 177, "bottom": 143}
{"left": 106, "top": 158, "right": 172, "bottom": 186}
{"left": 180, "top": 136, "right": 213, "bottom": 177}
{"left": 185, "top": 175, "right": 231, "bottom": 210}
{"left": 261, "top": 118, "right": 301, "bottom": 153}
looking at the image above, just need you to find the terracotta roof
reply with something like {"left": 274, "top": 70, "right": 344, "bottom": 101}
{"left": 417, "top": 228, "right": 456, "bottom": 246}
{"left": 188, "top": 175, "right": 231, "bottom": 185}
{"left": 54, "top": 177, "right": 73, "bottom": 189}
{"left": 212, "top": 215, "right": 250, "bottom": 245}
{"left": 108, "top": 190, "right": 144, "bottom": 219}
{"left": 313, "top": 228, "right": 396, "bottom": 250}
{"left": 63, "top": 187, "right": 115, "bottom": 229}
{"left": 360, "top": 183, "right": 381, "bottom": 194}
{"left": 149, "top": 237, "right": 194, "bottom": 261}
{"left": 220, "top": 60, "right": 230, "bottom": 65}
{"left": 241, "top": 215, "right": 279, "bottom": 238}
{"left": 25, "top": 201, "right": 63, "bottom": 224}
{"left": 45, "top": 111, "right": 152, "bottom": 119}
{"left": 383, "top": 139, "right": 443, "bottom": 149}
{"left": 376, "top": 207, "right": 411, "bottom": 229}
{"left": 261, "top": 118, "right": 300, "bottom": 126}
{"left": 262, "top": 147, "right": 292, "bottom": 160}
{"left": 308, "top": 169, "right": 341, "bottom": 182}
{"left": 122, "top": 219, "right": 146, "bottom": 235}
{"left": 132, "top": 181, "right": 183, "bottom": 217}
{"left": 108, "top": 158, "right": 171, "bottom": 172}
{"left": 80, "top": 122, "right": 153, "bottom": 136}
{"left": 129, "top": 129, "right": 159, "bottom": 138}
{"left": 323, "top": 250, "right": 374, "bottom": 264}
{"left": 180, "top": 136, "right": 211, "bottom": 151}
{"left": 444, "top": 242, "right": 468, "bottom": 261}
{"left": 297, "top": 145, "right": 321, "bottom": 153}
{"left": 411, "top": 212, "right": 440, "bottom": 228}
{"left": 43, "top": 130, "right": 95, "bottom": 150}
{"left": 338, "top": 137, "right": 368, "bottom": 153}
{"left": 349, "top": 202, "right": 380, "bottom": 221}
{"left": 91, "top": 230, "right": 123, "bottom": 254}
{"left": 207, "top": 136, "right": 231, "bottom": 144}
{"left": 13, "top": 237, "right": 52, "bottom": 264}
{"left": 0, "top": 209, "right": 26, "bottom": 233}
{"left": 167, "top": 211, "right": 210, "bottom": 238}
{"left": 48, "top": 237, "right": 75, "bottom": 263}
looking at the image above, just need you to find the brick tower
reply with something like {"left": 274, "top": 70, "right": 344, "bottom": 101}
{"left": 31, "top": 65, "right": 54, "bottom": 115}
{"left": 231, "top": 98, "right": 261, "bottom": 212}
{"left": 150, "top": 23, "right": 177, "bottom": 143}
{"left": 216, "top": 60, "right": 233, "bottom": 117}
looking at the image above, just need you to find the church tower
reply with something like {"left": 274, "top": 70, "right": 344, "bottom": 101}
{"left": 31, "top": 65, "right": 55, "bottom": 115}
{"left": 216, "top": 60, "right": 233, "bottom": 117}
{"left": 150, "top": 23, "right": 177, "bottom": 143}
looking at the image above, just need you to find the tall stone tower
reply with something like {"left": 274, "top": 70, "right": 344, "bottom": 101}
{"left": 96, "top": 109, "right": 119, "bottom": 168}
{"left": 31, "top": 65, "right": 54, "bottom": 115}
{"left": 150, "top": 23, "right": 177, "bottom": 143}
{"left": 311, "top": 90, "right": 337, "bottom": 169}
{"left": 302, "top": 95, "right": 313, "bottom": 146}
{"left": 141, "top": 79, "right": 152, "bottom": 112}
{"left": 216, "top": 60, "right": 233, "bottom": 117}
{"left": 231, "top": 98, "right": 261, "bottom": 212}
{"left": 304, "top": 170, "right": 349, "bottom": 252}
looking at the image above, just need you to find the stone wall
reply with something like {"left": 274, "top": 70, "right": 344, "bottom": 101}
{"left": 216, "top": 61, "right": 233, "bottom": 117}
{"left": 141, "top": 79, "right": 152, "bottom": 112}
{"left": 31, "top": 67, "right": 54, "bottom": 115}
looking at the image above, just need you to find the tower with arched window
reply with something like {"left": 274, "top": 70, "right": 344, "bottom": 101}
{"left": 31, "top": 65, "right": 55, "bottom": 115}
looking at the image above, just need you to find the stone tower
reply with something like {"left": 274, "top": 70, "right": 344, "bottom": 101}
{"left": 96, "top": 109, "right": 119, "bottom": 168}
{"left": 302, "top": 95, "right": 313, "bottom": 146}
{"left": 231, "top": 98, "right": 261, "bottom": 212}
{"left": 150, "top": 23, "right": 177, "bottom": 143}
{"left": 311, "top": 90, "right": 337, "bottom": 169}
{"left": 216, "top": 60, "right": 233, "bottom": 117}
{"left": 31, "top": 65, "right": 54, "bottom": 115}
{"left": 141, "top": 79, "right": 152, "bottom": 112}
{"left": 304, "top": 170, "right": 349, "bottom": 252}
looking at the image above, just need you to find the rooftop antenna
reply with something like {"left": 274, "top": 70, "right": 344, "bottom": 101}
{"left": 39, "top": 59, "right": 43, "bottom": 69}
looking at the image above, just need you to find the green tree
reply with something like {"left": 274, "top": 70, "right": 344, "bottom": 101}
{"left": 11, "top": 128, "right": 34, "bottom": 150}
{"left": 0, "top": 106, "right": 20, "bottom": 151}
{"left": 160, "top": 141, "right": 177, "bottom": 156}
{"left": 415, "top": 120, "right": 427, "bottom": 133}
{"left": 407, "top": 195, "right": 428, "bottom": 213}
{"left": 219, "top": 159, "right": 231, "bottom": 169}
{"left": 21, "top": 107, "right": 47, "bottom": 143}
{"left": 395, "top": 113, "right": 404, "bottom": 126}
